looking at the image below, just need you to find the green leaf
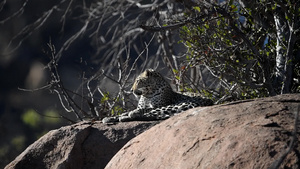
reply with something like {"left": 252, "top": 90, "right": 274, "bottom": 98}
{"left": 257, "top": 62, "right": 261, "bottom": 66}
{"left": 172, "top": 69, "right": 179, "bottom": 74}
{"left": 21, "top": 109, "right": 41, "bottom": 128}
{"left": 181, "top": 25, "right": 189, "bottom": 33}
{"left": 230, "top": 4, "right": 238, "bottom": 12}
{"left": 111, "top": 106, "right": 123, "bottom": 115}
{"left": 193, "top": 6, "right": 200, "bottom": 12}
{"left": 101, "top": 92, "right": 110, "bottom": 103}
{"left": 272, "top": 3, "right": 277, "bottom": 10}
{"left": 213, "top": 33, "right": 217, "bottom": 38}
{"left": 185, "top": 41, "right": 191, "bottom": 47}
{"left": 204, "top": 24, "right": 209, "bottom": 29}
{"left": 285, "top": 15, "right": 290, "bottom": 21}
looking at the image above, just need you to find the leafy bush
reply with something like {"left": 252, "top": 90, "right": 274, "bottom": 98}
{"left": 176, "top": 0, "right": 300, "bottom": 100}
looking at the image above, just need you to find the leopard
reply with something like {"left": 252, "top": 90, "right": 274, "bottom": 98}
{"left": 102, "top": 69, "right": 213, "bottom": 123}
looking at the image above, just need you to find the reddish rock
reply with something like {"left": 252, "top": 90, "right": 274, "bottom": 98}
{"left": 105, "top": 94, "right": 300, "bottom": 169}
{"left": 5, "top": 121, "right": 158, "bottom": 169}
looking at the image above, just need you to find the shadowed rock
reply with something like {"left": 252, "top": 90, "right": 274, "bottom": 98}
{"left": 5, "top": 121, "right": 158, "bottom": 169}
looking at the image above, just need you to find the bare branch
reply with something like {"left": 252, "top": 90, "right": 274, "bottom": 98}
{"left": 0, "top": 0, "right": 27, "bottom": 25}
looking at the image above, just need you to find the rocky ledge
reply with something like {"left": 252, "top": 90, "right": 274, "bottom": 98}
{"left": 6, "top": 94, "right": 300, "bottom": 169}
{"left": 105, "top": 94, "right": 300, "bottom": 169}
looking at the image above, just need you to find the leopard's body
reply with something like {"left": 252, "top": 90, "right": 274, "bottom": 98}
{"left": 102, "top": 69, "right": 213, "bottom": 123}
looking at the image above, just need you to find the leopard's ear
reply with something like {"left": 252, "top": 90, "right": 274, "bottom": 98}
{"left": 145, "top": 69, "right": 155, "bottom": 76}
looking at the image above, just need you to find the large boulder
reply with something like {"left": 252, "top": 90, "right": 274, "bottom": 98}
{"left": 5, "top": 121, "right": 158, "bottom": 169}
{"left": 105, "top": 94, "right": 300, "bottom": 169}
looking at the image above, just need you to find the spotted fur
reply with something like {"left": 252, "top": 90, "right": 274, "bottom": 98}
{"left": 102, "top": 69, "right": 213, "bottom": 123}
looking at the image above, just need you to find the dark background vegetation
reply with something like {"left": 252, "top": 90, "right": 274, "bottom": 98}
{"left": 1, "top": 0, "right": 299, "bottom": 168}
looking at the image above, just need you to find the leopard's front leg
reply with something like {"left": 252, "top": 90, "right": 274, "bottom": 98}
{"left": 102, "top": 107, "right": 154, "bottom": 123}
{"left": 102, "top": 112, "right": 130, "bottom": 123}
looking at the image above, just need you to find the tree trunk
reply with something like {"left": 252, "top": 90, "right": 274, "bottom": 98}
{"left": 273, "top": 13, "right": 286, "bottom": 89}
{"left": 281, "top": 24, "right": 296, "bottom": 94}
{"left": 274, "top": 13, "right": 288, "bottom": 92}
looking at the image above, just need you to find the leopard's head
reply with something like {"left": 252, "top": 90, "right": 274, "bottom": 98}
{"left": 131, "top": 69, "right": 169, "bottom": 97}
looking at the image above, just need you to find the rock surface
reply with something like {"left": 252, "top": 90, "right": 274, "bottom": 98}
{"left": 5, "top": 121, "right": 158, "bottom": 169}
{"left": 105, "top": 94, "right": 300, "bottom": 169}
